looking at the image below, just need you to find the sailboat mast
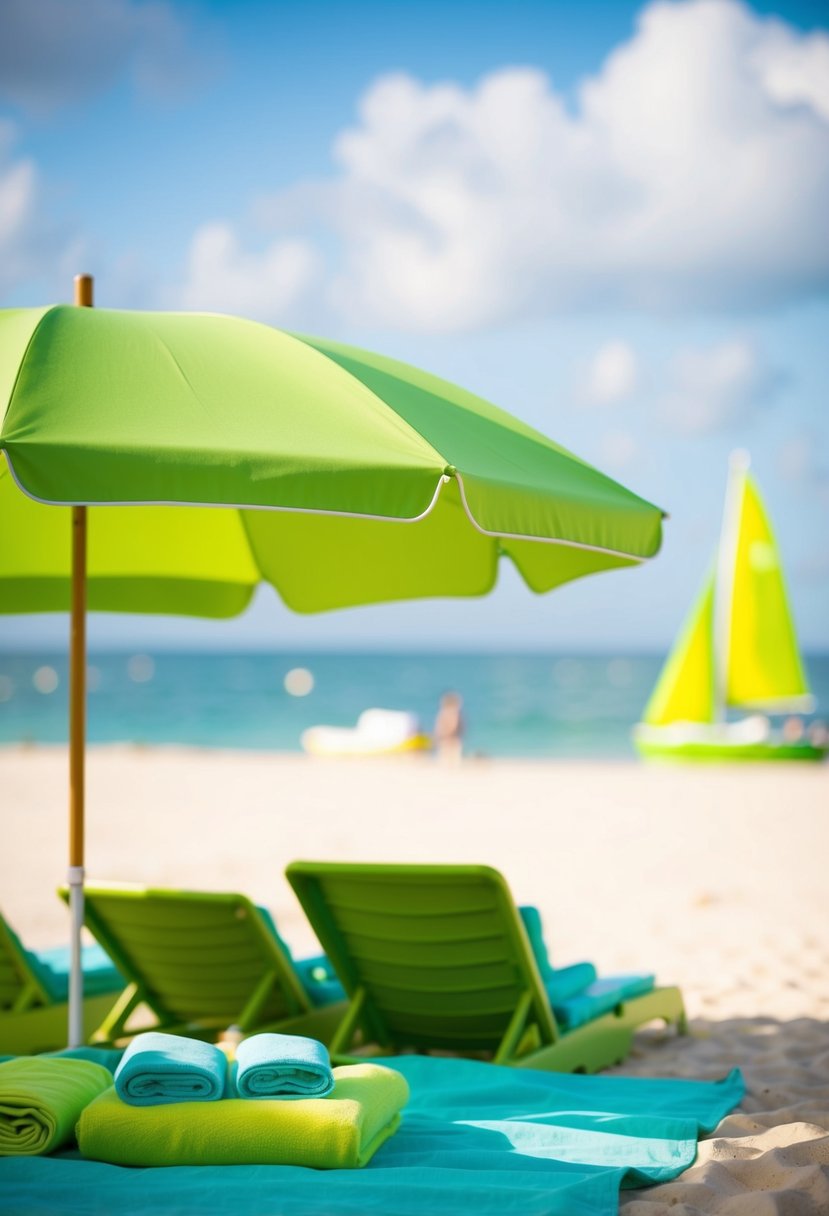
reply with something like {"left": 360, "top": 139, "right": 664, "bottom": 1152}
{"left": 712, "top": 449, "right": 750, "bottom": 722}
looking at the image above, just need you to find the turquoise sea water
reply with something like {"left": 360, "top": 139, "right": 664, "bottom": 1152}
{"left": 1, "top": 652, "right": 827, "bottom": 759}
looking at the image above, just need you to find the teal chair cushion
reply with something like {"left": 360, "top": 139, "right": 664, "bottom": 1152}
{"left": 256, "top": 907, "right": 346, "bottom": 1007}
{"left": 518, "top": 906, "right": 654, "bottom": 1020}
{"left": 30, "top": 943, "right": 124, "bottom": 1001}
{"left": 553, "top": 974, "right": 656, "bottom": 1029}
{"left": 518, "top": 905, "right": 599, "bottom": 1004}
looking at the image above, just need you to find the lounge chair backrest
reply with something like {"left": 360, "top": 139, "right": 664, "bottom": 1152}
{"left": 68, "top": 886, "right": 311, "bottom": 1032}
{"left": 0, "top": 913, "right": 51, "bottom": 1013}
{"left": 285, "top": 863, "right": 557, "bottom": 1058}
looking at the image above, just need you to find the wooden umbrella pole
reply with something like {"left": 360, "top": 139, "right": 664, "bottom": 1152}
{"left": 68, "top": 273, "right": 92, "bottom": 1047}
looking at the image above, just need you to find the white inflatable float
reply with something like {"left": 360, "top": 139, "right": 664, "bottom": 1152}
{"left": 301, "top": 708, "right": 431, "bottom": 757}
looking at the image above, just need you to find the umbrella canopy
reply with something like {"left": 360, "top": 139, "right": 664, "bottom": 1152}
{"left": 0, "top": 288, "right": 665, "bottom": 1046}
{"left": 0, "top": 305, "right": 663, "bottom": 612}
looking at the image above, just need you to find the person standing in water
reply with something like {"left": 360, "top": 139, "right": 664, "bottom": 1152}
{"left": 434, "top": 691, "right": 464, "bottom": 764}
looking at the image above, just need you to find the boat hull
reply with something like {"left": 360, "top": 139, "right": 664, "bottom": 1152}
{"left": 634, "top": 733, "right": 827, "bottom": 763}
{"left": 302, "top": 707, "right": 432, "bottom": 758}
{"left": 302, "top": 730, "right": 431, "bottom": 758}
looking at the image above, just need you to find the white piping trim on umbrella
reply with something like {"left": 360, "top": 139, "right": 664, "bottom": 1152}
{"left": 2, "top": 451, "right": 655, "bottom": 562}
{"left": 1, "top": 451, "right": 448, "bottom": 524}
{"left": 453, "top": 471, "right": 650, "bottom": 562}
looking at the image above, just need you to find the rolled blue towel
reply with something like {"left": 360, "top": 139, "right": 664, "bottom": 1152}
{"left": 114, "top": 1033, "right": 227, "bottom": 1106}
{"left": 234, "top": 1033, "right": 334, "bottom": 1099}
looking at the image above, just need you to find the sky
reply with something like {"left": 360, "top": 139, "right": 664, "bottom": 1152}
{"left": 1, "top": 0, "right": 827, "bottom": 653}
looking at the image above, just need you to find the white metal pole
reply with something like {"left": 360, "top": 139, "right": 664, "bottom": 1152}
{"left": 712, "top": 449, "right": 750, "bottom": 723}
{"left": 67, "top": 864, "right": 85, "bottom": 1048}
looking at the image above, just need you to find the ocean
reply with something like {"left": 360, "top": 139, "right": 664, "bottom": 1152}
{"left": 1, "top": 651, "right": 828, "bottom": 759}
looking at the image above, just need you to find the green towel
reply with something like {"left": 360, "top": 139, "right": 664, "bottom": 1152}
{"left": 0, "top": 1057, "right": 112, "bottom": 1157}
{"left": 77, "top": 1063, "right": 409, "bottom": 1169}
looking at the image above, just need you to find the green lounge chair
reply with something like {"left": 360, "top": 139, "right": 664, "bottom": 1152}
{"left": 61, "top": 884, "right": 346, "bottom": 1046}
{"left": 285, "top": 862, "right": 687, "bottom": 1073}
{"left": 0, "top": 911, "right": 124, "bottom": 1054}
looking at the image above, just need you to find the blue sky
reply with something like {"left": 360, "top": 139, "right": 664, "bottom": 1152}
{"left": 1, "top": 0, "right": 827, "bottom": 653}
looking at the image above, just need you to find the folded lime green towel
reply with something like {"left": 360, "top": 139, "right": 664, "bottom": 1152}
{"left": 0, "top": 1057, "right": 112, "bottom": 1157}
{"left": 77, "top": 1063, "right": 409, "bottom": 1168}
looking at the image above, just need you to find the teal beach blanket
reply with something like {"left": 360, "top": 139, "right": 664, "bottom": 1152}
{"left": 114, "top": 1034, "right": 227, "bottom": 1105}
{"left": 233, "top": 1033, "right": 334, "bottom": 1099}
{"left": 0, "top": 1054, "right": 743, "bottom": 1215}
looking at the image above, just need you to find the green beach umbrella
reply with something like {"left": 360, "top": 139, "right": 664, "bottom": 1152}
{"left": 0, "top": 277, "right": 665, "bottom": 1045}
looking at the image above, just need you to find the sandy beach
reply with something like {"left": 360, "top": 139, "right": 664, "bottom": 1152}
{"left": 2, "top": 745, "right": 828, "bottom": 1214}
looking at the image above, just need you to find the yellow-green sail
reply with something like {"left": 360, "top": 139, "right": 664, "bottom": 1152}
{"left": 725, "top": 473, "right": 812, "bottom": 710}
{"left": 642, "top": 571, "right": 715, "bottom": 726}
{"left": 643, "top": 464, "right": 812, "bottom": 728}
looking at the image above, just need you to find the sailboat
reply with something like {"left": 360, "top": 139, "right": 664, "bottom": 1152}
{"left": 633, "top": 452, "right": 827, "bottom": 762}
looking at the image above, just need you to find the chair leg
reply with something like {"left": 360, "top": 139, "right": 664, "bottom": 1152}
{"left": 92, "top": 982, "right": 144, "bottom": 1043}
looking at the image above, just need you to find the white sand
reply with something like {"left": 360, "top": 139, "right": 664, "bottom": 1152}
{"left": 2, "top": 745, "right": 828, "bottom": 1214}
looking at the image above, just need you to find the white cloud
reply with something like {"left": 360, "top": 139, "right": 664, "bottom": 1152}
{"left": 0, "top": 0, "right": 219, "bottom": 302}
{"left": 0, "top": 0, "right": 216, "bottom": 114}
{"left": 660, "top": 338, "right": 781, "bottom": 434}
{"left": 0, "top": 121, "right": 80, "bottom": 298}
{"left": 584, "top": 340, "right": 640, "bottom": 405}
{"left": 238, "top": 0, "right": 829, "bottom": 332}
{"left": 0, "top": 124, "right": 36, "bottom": 284}
{"left": 177, "top": 223, "right": 323, "bottom": 321}
{"left": 752, "top": 14, "right": 829, "bottom": 120}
